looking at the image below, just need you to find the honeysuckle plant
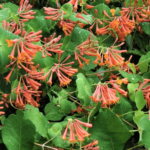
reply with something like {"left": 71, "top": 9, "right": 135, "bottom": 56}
{"left": 0, "top": 0, "right": 150, "bottom": 150}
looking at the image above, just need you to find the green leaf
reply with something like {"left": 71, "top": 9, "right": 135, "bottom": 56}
{"left": 127, "top": 83, "right": 139, "bottom": 94}
{"left": 127, "top": 49, "right": 144, "bottom": 56}
{"left": 127, "top": 83, "right": 139, "bottom": 102}
{"left": 0, "top": 8, "right": 11, "bottom": 22}
{"left": 10, "top": 79, "right": 18, "bottom": 100}
{"left": 141, "top": 22, "right": 150, "bottom": 36}
{"left": 25, "top": 16, "right": 50, "bottom": 36}
{"left": 2, "top": 110, "right": 36, "bottom": 150}
{"left": 89, "top": 4, "right": 112, "bottom": 27}
{"left": 76, "top": 73, "right": 92, "bottom": 106}
{"left": 119, "top": 70, "right": 142, "bottom": 83}
{"left": 138, "top": 51, "right": 150, "bottom": 73}
{"left": 44, "top": 102, "right": 64, "bottom": 121}
{"left": 140, "top": 116, "right": 150, "bottom": 148}
{"left": 61, "top": 3, "right": 73, "bottom": 19}
{"left": 135, "top": 90, "right": 146, "bottom": 110}
{"left": 133, "top": 111, "right": 147, "bottom": 143}
{"left": 0, "top": 27, "right": 20, "bottom": 68}
{"left": 54, "top": 90, "right": 72, "bottom": 114}
{"left": 3, "top": 2, "right": 19, "bottom": 14}
{"left": 97, "top": 35, "right": 115, "bottom": 47}
{"left": 33, "top": 51, "right": 46, "bottom": 68}
{"left": 48, "top": 123, "right": 70, "bottom": 148}
{"left": 127, "top": 63, "right": 136, "bottom": 74}
{"left": 112, "top": 96, "right": 133, "bottom": 130}
{"left": 24, "top": 105, "right": 49, "bottom": 138}
{"left": 89, "top": 109, "right": 131, "bottom": 150}
{"left": 69, "top": 13, "right": 93, "bottom": 24}
{"left": 88, "top": 102, "right": 101, "bottom": 123}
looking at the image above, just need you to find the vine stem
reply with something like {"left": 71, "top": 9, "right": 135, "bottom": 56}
{"left": 119, "top": 111, "right": 136, "bottom": 117}
{"left": 122, "top": 118, "right": 138, "bottom": 129}
{"left": 127, "top": 143, "right": 144, "bottom": 150}
{"left": 34, "top": 134, "right": 60, "bottom": 150}
{"left": 129, "top": 130, "right": 140, "bottom": 132}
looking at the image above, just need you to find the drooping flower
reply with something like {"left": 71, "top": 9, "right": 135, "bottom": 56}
{"left": 42, "top": 33, "right": 63, "bottom": 58}
{"left": 4, "top": 65, "right": 16, "bottom": 82}
{"left": 44, "top": 7, "right": 66, "bottom": 21}
{"left": 74, "top": 34, "right": 99, "bottom": 68}
{"left": 58, "top": 20, "right": 76, "bottom": 36}
{"left": 90, "top": 82, "right": 120, "bottom": 107}
{"left": 81, "top": 140, "right": 99, "bottom": 150}
{"left": 61, "top": 119, "right": 92, "bottom": 143}
{"left": 38, "top": 55, "right": 78, "bottom": 86}
{"left": 0, "top": 101, "right": 5, "bottom": 115}
{"left": 18, "top": 0, "right": 36, "bottom": 21}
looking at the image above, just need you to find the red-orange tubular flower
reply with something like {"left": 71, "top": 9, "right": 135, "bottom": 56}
{"left": 0, "top": 101, "right": 5, "bottom": 115}
{"left": 38, "top": 55, "right": 78, "bottom": 86}
{"left": 109, "top": 82, "right": 128, "bottom": 97}
{"left": 67, "top": 0, "right": 85, "bottom": 12}
{"left": 12, "top": 76, "right": 42, "bottom": 109}
{"left": 5, "top": 30, "right": 42, "bottom": 71}
{"left": 81, "top": 140, "right": 99, "bottom": 150}
{"left": 61, "top": 119, "right": 92, "bottom": 143}
{"left": 109, "top": 16, "right": 135, "bottom": 42}
{"left": 90, "top": 82, "right": 120, "bottom": 107}
{"left": 6, "top": 0, "right": 36, "bottom": 31}
{"left": 58, "top": 19, "right": 76, "bottom": 36}
{"left": 18, "top": 0, "right": 36, "bottom": 21}
{"left": 102, "top": 45, "right": 127, "bottom": 68}
{"left": 120, "top": 0, "right": 150, "bottom": 23}
{"left": 42, "top": 33, "right": 63, "bottom": 58}
{"left": 44, "top": 7, "right": 66, "bottom": 21}
{"left": 136, "top": 79, "right": 150, "bottom": 119}
{"left": 89, "top": 9, "right": 110, "bottom": 35}
{"left": 75, "top": 34, "right": 99, "bottom": 68}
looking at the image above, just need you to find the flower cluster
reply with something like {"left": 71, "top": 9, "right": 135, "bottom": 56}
{"left": 38, "top": 55, "right": 78, "bottom": 86}
{"left": 75, "top": 34, "right": 99, "bottom": 68}
{"left": 90, "top": 82, "right": 120, "bottom": 107}
{"left": 42, "top": 33, "right": 63, "bottom": 58}
{"left": 61, "top": 119, "right": 92, "bottom": 143}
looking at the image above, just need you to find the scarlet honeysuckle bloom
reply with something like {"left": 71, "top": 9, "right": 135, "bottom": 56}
{"left": 61, "top": 119, "right": 92, "bottom": 143}
{"left": 89, "top": 9, "right": 110, "bottom": 35}
{"left": 109, "top": 16, "right": 135, "bottom": 42}
{"left": 109, "top": 82, "right": 128, "bottom": 97}
{"left": 74, "top": 34, "right": 99, "bottom": 68}
{"left": 120, "top": 0, "right": 150, "bottom": 23}
{"left": 58, "top": 20, "right": 76, "bottom": 36}
{"left": 5, "top": 30, "right": 42, "bottom": 72}
{"left": 103, "top": 46, "right": 127, "bottom": 68}
{"left": 38, "top": 55, "right": 78, "bottom": 86}
{"left": 81, "top": 140, "right": 99, "bottom": 150}
{"left": 0, "top": 101, "right": 5, "bottom": 115}
{"left": 90, "top": 82, "right": 120, "bottom": 107}
{"left": 12, "top": 76, "right": 43, "bottom": 109}
{"left": 67, "top": 0, "right": 85, "bottom": 12}
{"left": 44, "top": 7, "right": 66, "bottom": 21}
{"left": 4, "top": 65, "right": 16, "bottom": 82}
{"left": 18, "top": 0, "right": 36, "bottom": 21}
{"left": 42, "top": 33, "right": 63, "bottom": 58}
{"left": 5, "top": 0, "right": 36, "bottom": 32}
